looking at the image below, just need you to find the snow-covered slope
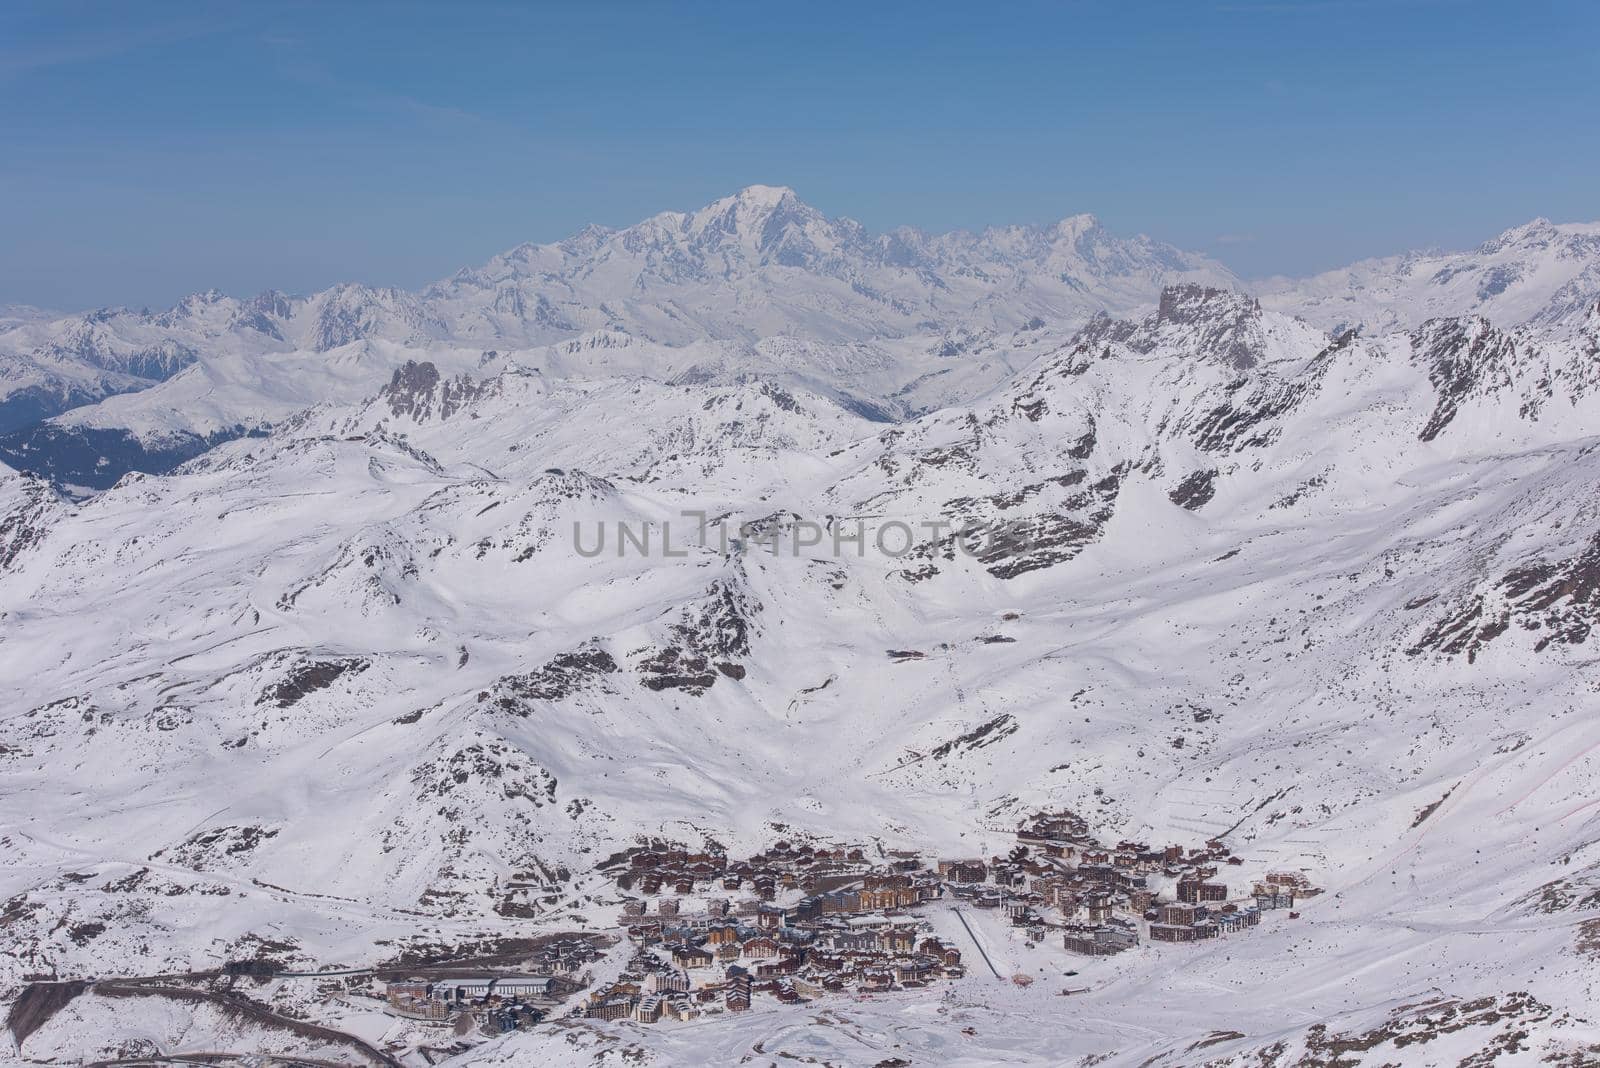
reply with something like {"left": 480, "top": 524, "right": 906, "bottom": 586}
{"left": 1262, "top": 217, "right": 1600, "bottom": 334}
{"left": 3, "top": 274, "right": 1600, "bottom": 1063}
{"left": 5, "top": 188, "right": 1600, "bottom": 1065}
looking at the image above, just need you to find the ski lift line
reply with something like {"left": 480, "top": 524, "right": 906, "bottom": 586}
{"left": 950, "top": 906, "right": 1004, "bottom": 980}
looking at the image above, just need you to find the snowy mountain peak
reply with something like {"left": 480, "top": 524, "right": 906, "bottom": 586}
{"left": 1054, "top": 210, "right": 1101, "bottom": 232}
{"left": 725, "top": 182, "right": 801, "bottom": 208}
{"left": 1155, "top": 282, "right": 1261, "bottom": 326}
{"left": 657, "top": 184, "right": 846, "bottom": 264}
{"left": 1264, "top": 215, "right": 1600, "bottom": 333}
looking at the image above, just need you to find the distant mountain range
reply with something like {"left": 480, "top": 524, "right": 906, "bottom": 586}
{"left": 3, "top": 188, "right": 1597, "bottom": 491}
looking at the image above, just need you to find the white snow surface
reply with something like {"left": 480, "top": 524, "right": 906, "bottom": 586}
{"left": 3, "top": 192, "right": 1600, "bottom": 1066}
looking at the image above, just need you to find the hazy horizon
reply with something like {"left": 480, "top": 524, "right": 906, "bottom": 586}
{"left": 3, "top": 0, "right": 1596, "bottom": 310}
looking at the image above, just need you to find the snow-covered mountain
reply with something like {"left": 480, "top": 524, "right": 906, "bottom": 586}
{"left": 4, "top": 193, "right": 1600, "bottom": 1066}
{"left": 1262, "top": 217, "right": 1600, "bottom": 334}
{"left": 424, "top": 185, "right": 1241, "bottom": 344}
{"left": 6, "top": 190, "right": 1600, "bottom": 498}
{"left": 0, "top": 188, "right": 1249, "bottom": 490}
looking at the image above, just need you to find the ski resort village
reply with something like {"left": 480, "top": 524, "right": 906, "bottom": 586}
{"left": 4, "top": 807, "right": 1332, "bottom": 1064}
{"left": 568, "top": 809, "right": 1321, "bottom": 1025}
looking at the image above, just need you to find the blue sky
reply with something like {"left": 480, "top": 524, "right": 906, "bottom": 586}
{"left": 2, "top": 0, "right": 1596, "bottom": 310}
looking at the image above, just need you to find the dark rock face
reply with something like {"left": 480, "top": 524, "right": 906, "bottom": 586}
{"left": 1052, "top": 286, "right": 1270, "bottom": 384}
{"left": 0, "top": 474, "right": 65, "bottom": 572}
{"left": 1169, "top": 469, "right": 1219, "bottom": 511}
{"left": 931, "top": 714, "right": 1018, "bottom": 760}
{"left": 1071, "top": 311, "right": 1139, "bottom": 354}
{"left": 637, "top": 580, "right": 758, "bottom": 694}
{"left": 1288, "top": 992, "right": 1563, "bottom": 1063}
{"left": 959, "top": 466, "right": 1126, "bottom": 580}
{"left": 1408, "top": 528, "right": 1600, "bottom": 661}
{"left": 488, "top": 644, "right": 620, "bottom": 712}
{"left": 1413, "top": 317, "right": 1519, "bottom": 442}
{"left": 1519, "top": 861, "right": 1600, "bottom": 914}
{"left": 1154, "top": 285, "right": 1267, "bottom": 370}
{"left": 971, "top": 511, "right": 1110, "bottom": 580}
{"left": 1187, "top": 334, "right": 1344, "bottom": 453}
{"left": 260, "top": 656, "right": 371, "bottom": 708}
{"left": 153, "top": 824, "right": 280, "bottom": 870}
{"left": 411, "top": 740, "right": 558, "bottom": 807}
{"left": 381, "top": 360, "right": 487, "bottom": 422}
{"left": 759, "top": 382, "right": 801, "bottom": 413}
{"left": 111, "top": 340, "right": 200, "bottom": 382}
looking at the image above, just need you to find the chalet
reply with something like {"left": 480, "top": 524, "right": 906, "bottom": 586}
{"left": 742, "top": 936, "right": 781, "bottom": 959}
{"left": 939, "top": 859, "right": 988, "bottom": 884}
{"left": 991, "top": 864, "right": 1028, "bottom": 888}
{"left": 670, "top": 944, "right": 714, "bottom": 969}
{"left": 705, "top": 923, "right": 741, "bottom": 945}
{"left": 861, "top": 968, "right": 895, "bottom": 991}
{"left": 756, "top": 955, "right": 802, "bottom": 977}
